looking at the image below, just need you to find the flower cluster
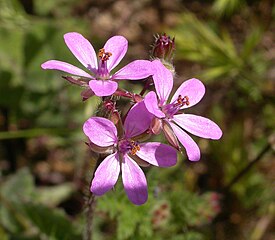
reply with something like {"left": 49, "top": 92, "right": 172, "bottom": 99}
{"left": 41, "top": 32, "right": 222, "bottom": 205}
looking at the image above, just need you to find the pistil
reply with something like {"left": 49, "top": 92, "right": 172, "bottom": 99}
{"left": 97, "top": 48, "right": 112, "bottom": 79}
{"left": 161, "top": 95, "right": 190, "bottom": 119}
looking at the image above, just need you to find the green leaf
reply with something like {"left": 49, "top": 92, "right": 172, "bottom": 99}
{"left": 0, "top": 225, "right": 9, "bottom": 240}
{"left": 240, "top": 28, "right": 263, "bottom": 60}
{"left": 36, "top": 183, "right": 75, "bottom": 207}
{"left": 0, "top": 168, "right": 35, "bottom": 203}
{"left": 212, "top": 0, "right": 246, "bottom": 17}
{"left": 23, "top": 203, "right": 81, "bottom": 240}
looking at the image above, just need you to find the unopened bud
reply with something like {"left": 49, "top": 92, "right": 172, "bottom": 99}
{"left": 133, "top": 94, "right": 144, "bottom": 103}
{"left": 81, "top": 88, "right": 94, "bottom": 101}
{"left": 62, "top": 76, "right": 90, "bottom": 87}
{"left": 150, "top": 117, "right": 163, "bottom": 135}
{"left": 163, "top": 121, "right": 180, "bottom": 150}
{"left": 102, "top": 100, "right": 120, "bottom": 125}
{"left": 152, "top": 33, "right": 175, "bottom": 62}
{"left": 86, "top": 141, "right": 114, "bottom": 154}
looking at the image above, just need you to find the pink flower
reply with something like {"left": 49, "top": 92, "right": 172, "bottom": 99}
{"left": 41, "top": 32, "right": 152, "bottom": 97}
{"left": 83, "top": 102, "right": 177, "bottom": 205}
{"left": 144, "top": 60, "right": 222, "bottom": 161}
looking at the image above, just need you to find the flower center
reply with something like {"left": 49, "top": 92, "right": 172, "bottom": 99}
{"left": 161, "top": 95, "right": 189, "bottom": 118}
{"left": 96, "top": 48, "right": 112, "bottom": 79}
{"left": 118, "top": 139, "right": 140, "bottom": 155}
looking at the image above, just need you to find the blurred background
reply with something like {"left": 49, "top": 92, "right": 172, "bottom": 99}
{"left": 0, "top": 0, "right": 274, "bottom": 239}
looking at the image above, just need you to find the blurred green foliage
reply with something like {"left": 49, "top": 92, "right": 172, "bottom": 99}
{"left": 0, "top": 0, "right": 274, "bottom": 239}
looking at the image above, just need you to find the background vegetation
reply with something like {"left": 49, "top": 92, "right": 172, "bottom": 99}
{"left": 0, "top": 0, "right": 274, "bottom": 239}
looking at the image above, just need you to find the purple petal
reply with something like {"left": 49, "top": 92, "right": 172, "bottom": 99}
{"left": 136, "top": 142, "right": 177, "bottom": 167}
{"left": 89, "top": 80, "right": 118, "bottom": 97}
{"left": 83, "top": 117, "right": 117, "bottom": 147}
{"left": 41, "top": 60, "right": 93, "bottom": 78}
{"left": 169, "top": 122, "right": 201, "bottom": 161}
{"left": 112, "top": 60, "right": 153, "bottom": 80}
{"left": 152, "top": 60, "right": 173, "bottom": 104}
{"left": 122, "top": 154, "right": 148, "bottom": 205}
{"left": 104, "top": 36, "right": 128, "bottom": 71}
{"left": 91, "top": 152, "right": 120, "bottom": 195}
{"left": 173, "top": 114, "right": 222, "bottom": 139}
{"left": 124, "top": 101, "right": 153, "bottom": 138}
{"left": 144, "top": 91, "right": 165, "bottom": 118}
{"left": 170, "top": 78, "right": 205, "bottom": 109}
{"left": 64, "top": 32, "right": 98, "bottom": 72}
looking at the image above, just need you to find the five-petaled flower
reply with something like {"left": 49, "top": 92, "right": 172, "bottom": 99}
{"left": 41, "top": 32, "right": 153, "bottom": 96}
{"left": 83, "top": 102, "right": 177, "bottom": 205}
{"left": 144, "top": 60, "right": 222, "bottom": 161}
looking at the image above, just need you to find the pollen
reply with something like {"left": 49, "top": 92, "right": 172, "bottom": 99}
{"left": 130, "top": 140, "right": 140, "bottom": 155}
{"left": 98, "top": 48, "right": 112, "bottom": 61}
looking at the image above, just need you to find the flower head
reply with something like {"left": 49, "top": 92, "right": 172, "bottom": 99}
{"left": 83, "top": 102, "right": 177, "bottom": 205}
{"left": 144, "top": 60, "right": 222, "bottom": 161}
{"left": 41, "top": 32, "right": 153, "bottom": 97}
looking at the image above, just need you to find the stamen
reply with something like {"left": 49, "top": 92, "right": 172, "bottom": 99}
{"left": 98, "top": 48, "right": 112, "bottom": 61}
{"left": 176, "top": 95, "right": 189, "bottom": 107}
{"left": 130, "top": 140, "right": 140, "bottom": 155}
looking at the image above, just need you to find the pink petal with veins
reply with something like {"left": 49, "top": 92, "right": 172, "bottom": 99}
{"left": 91, "top": 152, "right": 120, "bottom": 195}
{"left": 41, "top": 60, "right": 93, "bottom": 78}
{"left": 122, "top": 154, "right": 148, "bottom": 205}
{"left": 151, "top": 60, "right": 173, "bottom": 104}
{"left": 169, "top": 122, "right": 201, "bottom": 161}
{"left": 113, "top": 60, "right": 153, "bottom": 80}
{"left": 173, "top": 114, "right": 222, "bottom": 139}
{"left": 136, "top": 142, "right": 177, "bottom": 167}
{"left": 64, "top": 32, "right": 98, "bottom": 73}
{"left": 170, "top": 78, "right": 205, "bottom": 109}
{"left": 104, "top": 36, "right": 128, "bottom": 71}
{"left": 83, "top": 117, "right": 117, "bottom": 147}
{"left": 124, "top": 101, "right": 153, "bottom": 138}
{"left": 144, "top": 91, "right": 165, "bottom": 118}
{"left": 89, "top": 80, "right": 118, "bottom": 97}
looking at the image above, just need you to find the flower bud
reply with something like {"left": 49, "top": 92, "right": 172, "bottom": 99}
{"left": 102, "top": 100, "right": 120, "bottom": 125}
{"left": 62, "top": 76, "right": 89, "bottom": 87}
{"left": 162, "top": 121, "right": 180, "bottom": 150}
{"left": 86, "top": 141, "right": 115, "bottom": 154}
{"left": 81, "top": 88, "right": 94, "bottom": 101}
{"left": 152, "top": 33, "right": 175, "bottom": 62}
{"left": 150, "top": 117, "right": 163, "bottom": 135}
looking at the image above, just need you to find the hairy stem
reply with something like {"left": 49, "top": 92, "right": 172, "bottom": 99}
{"left": 84, "top": 154, "right": 101, "bottom": 240}
{"left": 84, "top": 193, "right": 96, "bottom": 240}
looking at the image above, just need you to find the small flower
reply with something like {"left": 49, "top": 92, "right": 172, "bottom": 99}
{"left": 144, "top": 60, "right": 222, "bottom": 161}
{"left": 83, "top": 102, "right": 177, "bottom": 205}
{"left": 41, "top": 32, "right": 153, "bottom": 97}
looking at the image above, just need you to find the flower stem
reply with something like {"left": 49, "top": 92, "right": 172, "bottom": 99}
{"left": 84, "top": 192, "right": 96, "bottom": 240}
{"left": 114, "top": 88, "right": 143, "bottom": 102}
{"left": 83, "top": 154, "right": 102, "bottom": 240}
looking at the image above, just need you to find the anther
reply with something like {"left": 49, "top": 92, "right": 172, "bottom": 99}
{"left": 176, "top": 95, "right": 190, "bottom": 107}
{"left": 98, "top": 48, "right": 112, "bottom": 61}
{"left": 130, "top": 140, "right": 140, "bottom": 155}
